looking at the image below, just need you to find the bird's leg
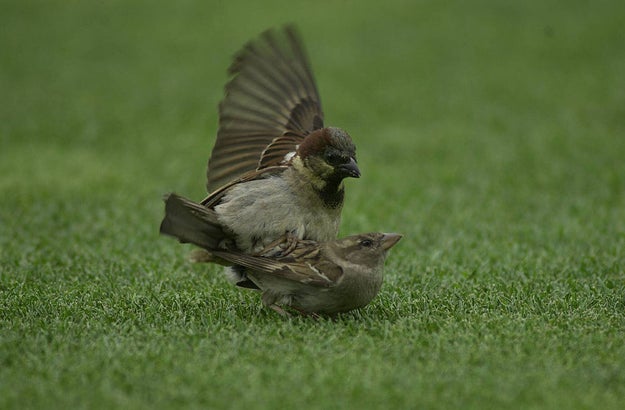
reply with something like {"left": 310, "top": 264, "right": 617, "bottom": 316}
{"left": 269, "top": 304, "right": 291, "bottom": 317}
{"left": 255, "top": 231, "right": 299, "bottom": 257}
{"left": 281, "top": 231, "right": 299, "bottom": 256}
{"left": 270, "top": 304, "right": 320, "bottom": 320}
{"left": 289, "top": 306, "right": 321, "bottom": 320}
{"left": 254, "top": 236, "right": 287, "bottom": 256}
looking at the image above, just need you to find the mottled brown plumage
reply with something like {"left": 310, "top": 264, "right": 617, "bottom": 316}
{"left": 212, "top": 232, "right": 402, "bottom": 315}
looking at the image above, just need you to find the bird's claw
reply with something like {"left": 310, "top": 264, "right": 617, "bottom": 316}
{"left": 280, "top": 231, "right": 299, "bottom": 255}
{"left": 256, "top": 231, "right": 299, "bottom": 257}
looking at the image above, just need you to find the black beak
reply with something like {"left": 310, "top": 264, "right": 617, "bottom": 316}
{"left": 337, "top": 157, "right": 361, "bottom": 178}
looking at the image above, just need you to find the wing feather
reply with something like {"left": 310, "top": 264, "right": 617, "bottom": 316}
{"left": 211, "top": 239, "right": 344, "bottom": 288}
{"left": 206, "top": 25, "right": 324, "bottom": 192}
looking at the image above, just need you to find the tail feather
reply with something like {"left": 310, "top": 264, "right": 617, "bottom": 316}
{"left": 160, "top": 193, "right": 229, "bottom": 250}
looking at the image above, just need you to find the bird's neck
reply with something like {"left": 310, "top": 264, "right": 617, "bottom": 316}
{"left": 291, "top": 156, "right": 345, "bottom": 209}
{"left": 317, "top": 180, "right": 345, "bottom": 209}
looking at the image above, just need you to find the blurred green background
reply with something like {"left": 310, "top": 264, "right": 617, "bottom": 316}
{"left": 1, "top": 1, "right": 624, "bottom": 409}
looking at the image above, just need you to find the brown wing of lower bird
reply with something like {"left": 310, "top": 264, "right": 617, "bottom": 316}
{"left": 206, "top": 24, "right": 325, "bottom": 193}
{"left": 211, "top": 243, "right": 343, "bottom": 288}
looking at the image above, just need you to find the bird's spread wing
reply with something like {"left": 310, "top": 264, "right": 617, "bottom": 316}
{"left": 206, "top": 24, "right": 324, "bottom": 193}
{"left": 211, "top": 240, "right": 343, "bottom": 288}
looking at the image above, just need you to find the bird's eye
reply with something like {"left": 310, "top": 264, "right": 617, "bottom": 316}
{"left": 360, "top": 239, "right": 374, "bottom": 248}
{"left": 325, "top": 151, "right": 346, "bottom": 166}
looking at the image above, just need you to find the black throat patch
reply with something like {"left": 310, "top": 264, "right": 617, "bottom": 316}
{"left": 316, "top": 178, "right": 345, "bottom": 209}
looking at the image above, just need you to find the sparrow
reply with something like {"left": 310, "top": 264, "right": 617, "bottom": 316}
{"left": 162, "top": 25, "right": 360, "bottom": 285}
{"left": 201, "top": 24, "right": 360, "bottom": 250}
{"left": 212, "top": 232, "right": 402, "bottom": 315}
{"left": 160, "top": 193, "right": 402, "bottom": 315}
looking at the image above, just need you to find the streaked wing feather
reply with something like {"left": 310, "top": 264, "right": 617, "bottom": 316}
{"left": 211, "top": 250, "right": 340, "bottom": 288}
{"left": 206, "top": 25, "right": 324, "bottom": 192}
{"left": 257, "top": 135, "right": 301, "bottom": 169}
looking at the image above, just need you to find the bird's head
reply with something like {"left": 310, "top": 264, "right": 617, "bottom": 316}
{"left": 295, "top": 127, "right": 360, "bottom": 186}
{"left": 330, "top": 233, "right": 403, "bottom": 266}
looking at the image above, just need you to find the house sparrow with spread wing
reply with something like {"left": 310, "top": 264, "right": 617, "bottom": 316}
{"left": 160, "top": 193, "right": 402, "bottom": 315}
{"left": 201, "top": 25, "right": 360, "bottom": 251}
{"left": 162, "top": 25, "right": 360, "bottom": 285}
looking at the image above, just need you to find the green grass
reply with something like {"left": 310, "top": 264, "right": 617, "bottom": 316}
{"left": 2, "top": 0, "right": 625, "bottom": 408}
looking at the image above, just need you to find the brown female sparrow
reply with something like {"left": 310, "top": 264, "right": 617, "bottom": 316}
{"left": 161, "top": 25, "right": 360, "bottom": 286}
{"left": 211, "top": 232, "right": 402, "bottom": 315}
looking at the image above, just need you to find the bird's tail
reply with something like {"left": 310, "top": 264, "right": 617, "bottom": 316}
{"left": 159, "top": 193, "right": 229, "bottom": 251}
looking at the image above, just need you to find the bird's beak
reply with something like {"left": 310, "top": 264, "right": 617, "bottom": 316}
{"left": 381, "top": 233, "right": 402, "bottom": 251}
{"left": 337, "top": 157, "right": 361, "bottom": 178}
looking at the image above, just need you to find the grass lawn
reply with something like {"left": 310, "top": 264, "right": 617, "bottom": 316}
{"left": 2, "top": 0, "right": 625, "bottom": 408}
